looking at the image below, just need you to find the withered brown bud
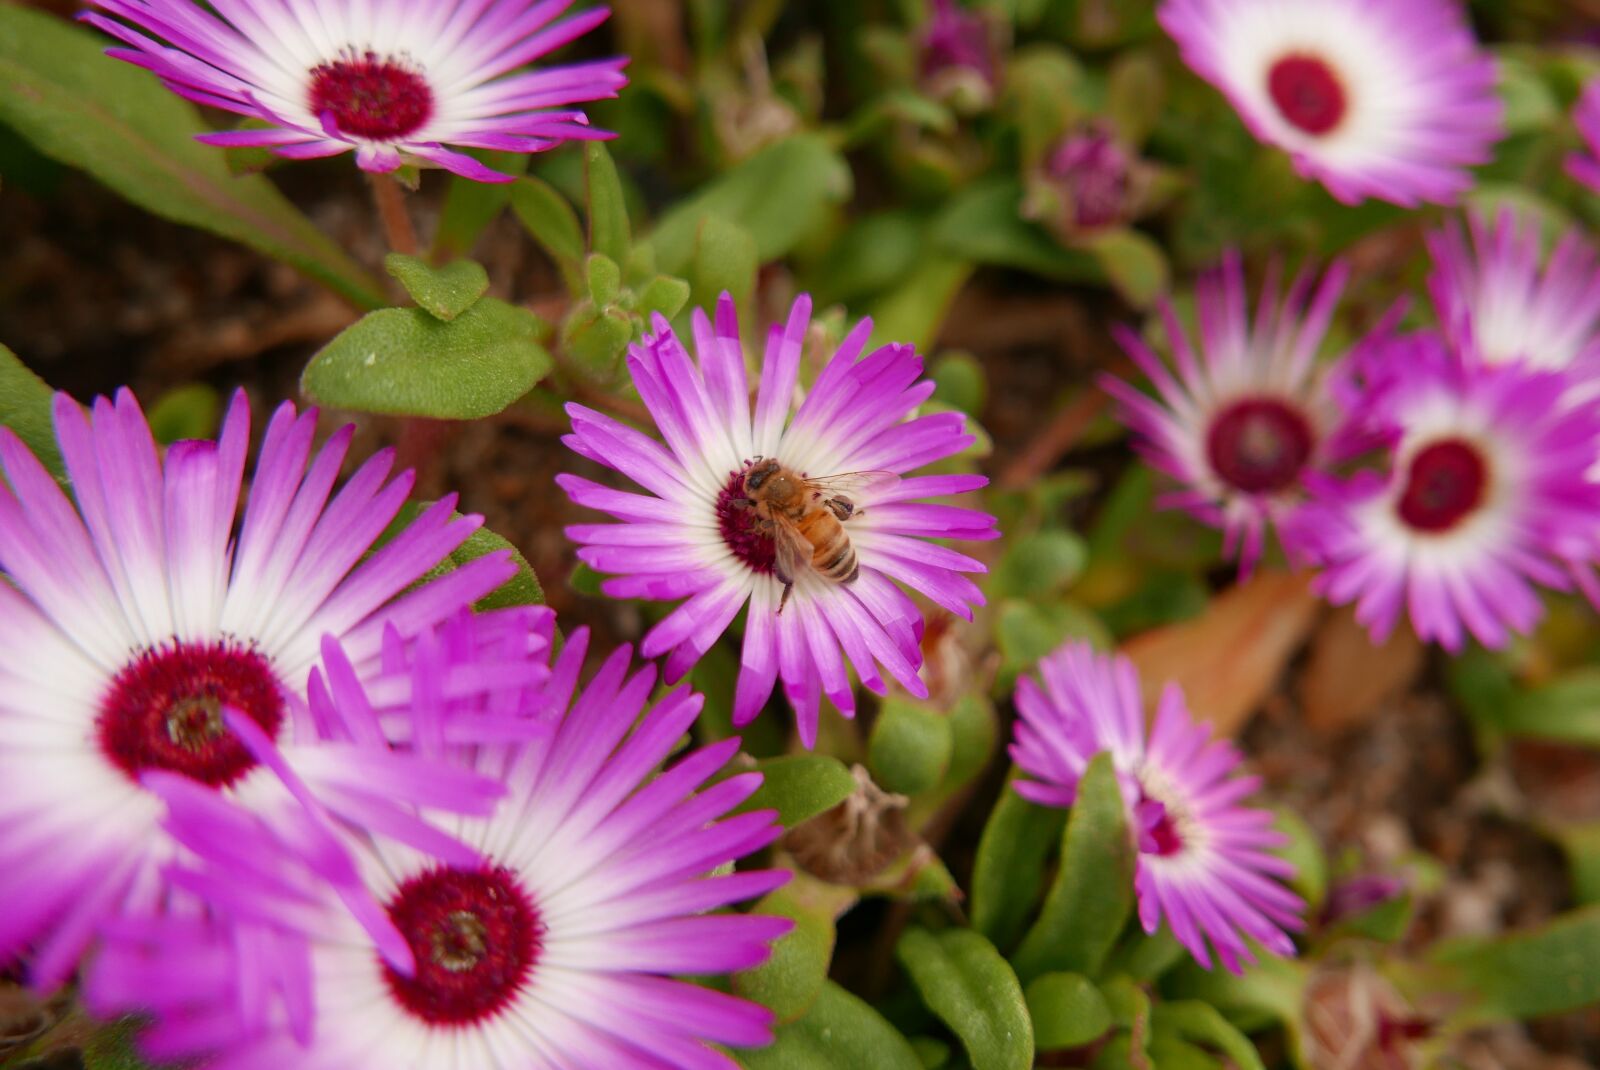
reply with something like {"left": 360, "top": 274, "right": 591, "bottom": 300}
{"left": 782, "top": 765, "right": 918, "bottom": 886}
{"left": 1304, "top": 965, "right": 1431, "bottom": 1070}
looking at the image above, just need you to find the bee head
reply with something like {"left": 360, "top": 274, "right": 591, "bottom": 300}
{"left": 744, "top": 457, "right": 780, "bottom": 492}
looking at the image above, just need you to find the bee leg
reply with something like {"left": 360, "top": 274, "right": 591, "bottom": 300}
{"left": 777, "top": 580, "right": 794, "bottom": 616}
{"left": 824, "top": 496, "right": 854, "bottom": 521}
{"left": 727, "top": 496, "right": 755, "bottom": 510}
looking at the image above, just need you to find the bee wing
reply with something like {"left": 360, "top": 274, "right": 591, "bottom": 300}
{"left": 770, "top": 513, "right": 814, "bottom": 584}
{"left": 800, "top": 470, "right": 900, "bottom": 500}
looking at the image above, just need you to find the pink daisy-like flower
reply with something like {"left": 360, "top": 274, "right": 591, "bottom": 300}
{"left": 83, "top": 0, "right": 627, "bottom": 181}
{"left": 1010, "top": 641, "right": 1304, "bottom": 973}
{"left": 1293, "top": 337, "right": 1600, "bottom": 650}
{"left": 1427, "top": 208, "right": 1600, "bottom": 373}
{"left": 1102, "top": 252, "right": 1360, "bottom": 574}
{"left": 0, "top": 389, "right": 522, "bottom": 986}
{"left": 559, "top": 294, "right": 998, "bottom": 747}
{"left": 1567, "top": 78, "right": 1600, "bottom": 195}
{"left": 1158, "top": 0, "right": 1503, "bottom": 206}
{"left": 87, "top": 627, "right": 791, "bottom": 1069}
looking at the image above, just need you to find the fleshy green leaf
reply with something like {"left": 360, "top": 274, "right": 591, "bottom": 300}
{"left": 1272, "top": 807, "right": 1327, "bottom": 917}
{"left": 585, "top": 141, "right": 631, "bottom": 264}
{"left": 384, "top": 503, "right": 544, "bottom": 612}
{"left": 1025, "top": 973, "right": 1113, "bottom": 1051}
{"left": 636, "top": 275, "right": 691, "bottom": 321}
{"left": 930, "top": 352, "right": 987, "bottom": 418}
{"left": 993, "top": 530, "right": 1088, "bottom": 601}
{"left": 1011, "top": 753, "right": 1135, "bottom": 981}
{"left": 1084, "top": 228, "right": 1169, "bottom": 309}
{"left": 510, "top": 175, "right": 585, "bottom": 292}
{"left": 812, "top": 211, "right": 925, "bottom": 304}
{"left": 864, "top": 254, "right": 974, "bottom": 353}
{"left": 0, "top": 4, "right": 385, "bottom": 309}
{"left": 896, "top": 927, "right": 1034, "bottom": 1070}
{"left": 302, "top": 298, "right": 552, "bottom": 419}
{"left": 0, "top": 342, "right": 63, "bottom": 477}
{"left": 734, "top": 876, "right": 855, "bottom": 1024}
{"left": 1495, "top": 670, "right": 1600, "bottom": 746}
{"left": 737, "top": 980, "right": 923, "bottom": 1070}
{"left": 734, "top": 755, "right": 857, "bottom": 829}
{"left": 970, "top": 780, "right": 1067, "bottom": 951}
{"left": 1426, "top": 905, "right": 1600, "bottom": 1025}
{"left": 650, "top": 134, "right": 852, "bottom": 274}
{"left": 941, "top": 693, "right": 999, "bottom": 796}
{"left": 145, "top": 383, "right": 221, "bottom": 445}
{"left": 1150, "top": 1002, "right": 1266, "bottom": 1070}
{"left": 384, "top": 254, "right": 490, "bottom": 321}
{"left": 432, "top": 151, "right": 528, "bottom": 259}
{"left": 932, "top": 179, "right": 1101, "bottom": 282}
{"left": 689, "top": 214, "right": 759, "bottom": 310}
{"left": 585, "top": 253, "right": 623, "bottom": 308}
{"left": 560, "top": 303, "right": 635, "bottom": 380}
{"left": 868, "top": 698, "right": 954, "bottom": 796}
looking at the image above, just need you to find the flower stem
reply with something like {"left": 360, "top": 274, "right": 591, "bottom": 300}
{"left": 367, "top": 173, "right": 444, "bottom": 486}
{"left": 368, "top": 173, "right": 419, "bottom": 258}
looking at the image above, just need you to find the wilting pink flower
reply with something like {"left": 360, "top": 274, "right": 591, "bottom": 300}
{"left": 1011, "top": 641, "right": 1305, "bottom": 974}
{"left": 918, "top": 0, "right": 1000, "bottom": 110}
{"left": 84, "top": 0, "right": 627, "bottom": 180}
{"left": 1042, "top": 124, "right": 1144, "bottom": 234}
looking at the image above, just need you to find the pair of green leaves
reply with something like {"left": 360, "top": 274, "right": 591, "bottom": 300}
{"left": 301, "top": 254, "right": 553, "bottom": 420}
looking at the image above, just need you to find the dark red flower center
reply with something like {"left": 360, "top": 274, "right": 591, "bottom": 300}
{"left": 97, "top": 640, "right": 283, "bottom": 789}
{"left": 1267, "top": 54, "right": 1348, "bottom": 136}
{"left": 715, "top": 467, "right": 777, "bottom": 575}
{"left": 1206, "top": 397, "right": 1316, "bottom": 495}
{"left": 383, "top": 865, "right": 543, "bottom": 1026}
{"left": 308, "top": 51, "right": 433, "bottom": 141}
{"left": 1136, "top": 798, "right": 1185, "bottom": 857}
{"left": 1396, "top": 438, "right": 1488, "bottom": 533}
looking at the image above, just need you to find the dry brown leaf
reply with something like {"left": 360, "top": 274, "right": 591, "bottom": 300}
{"left": 1122, "top": 570, "right": 1319, "bottom": 736}
{"left": 1300, "top": 603, "right": 1425, "bottom": 737}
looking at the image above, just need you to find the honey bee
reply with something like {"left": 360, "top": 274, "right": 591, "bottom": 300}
{"left": 734, "top": 458, "right": 895, "bottom": 613}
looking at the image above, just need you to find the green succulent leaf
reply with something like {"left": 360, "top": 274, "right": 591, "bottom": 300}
{"left": 932, "top": 179, "right": 1101, "bottom": 282}
{"left": 384, "top": 503, "right": 544, "bottom": 612}
{"left": 689, "top": 213, "right": 759, "bottom": 310}
{"left": 651, "top": 134, "right": 852, "bottom": 274}
{"left": 1426, "top": 905, "right": 1600, "bottom": 1025}
{"left": 1011, "top": 753, "right": 1136, "bottom": 981}
{"left": 970, "top": 779, "right": 1068, "bottom": 952}
{"left": 433, "top": 151, "right": 528, "bottom": 259}
{"left": 734, "top": 755, "right": 857, "bottom": 829}
{"left": 585, "top": 141, "right": 631, "bottom": 264}
{"left": 0, "top": 342, "right": 63, "bottom": 478}
{"left": 145, "top": 383, "right": 221, "bottom": 445}
{"left": 1150, "top": 1002, "right": 1266, "bottom": 1070}
{"left": 0, "top": 3, "right": 384, "bottom": 309}
{"left": 511, "top": 174, "right": 586, "bottom": 292}
{"left": 733, "top": 877, "right": 855, "bottom": 1025}
{"left": 1025, "top": 973, "right": 1114, "bottom": 1051}
{"left": 384, "top": 254, "right": 491, "bottom": 321}
{"left": 302, "top": 298, "right": 552, "bottom": 419}
{"left": 868, "top": 698, "right": 954, "bottom": 796}
{"left": 736, "top": 980, "right": 923, "bottom": 1070}
{"left": 636, "top": 275, "right": 692, "bottom": 321}
{"left": 896, "top": 927, "right": 1034, "bottom": 1070}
